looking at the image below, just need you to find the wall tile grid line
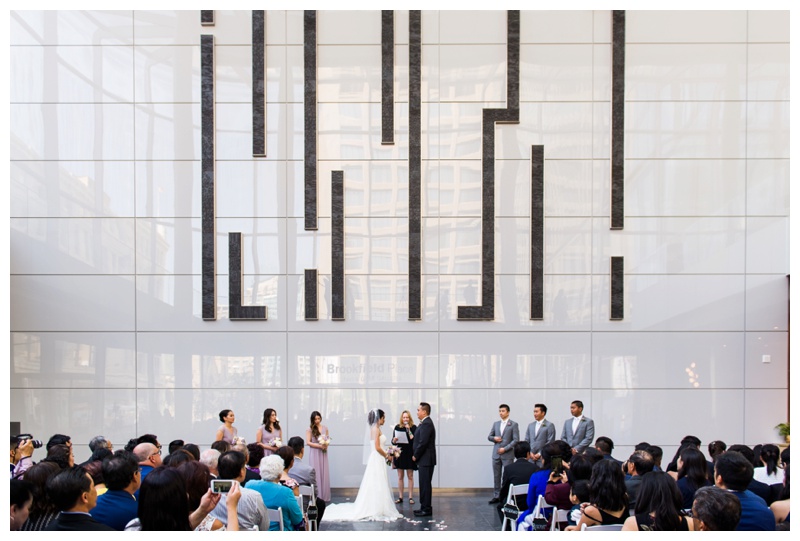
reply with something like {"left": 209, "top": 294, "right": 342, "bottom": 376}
{"left": 8, "top": 10, "right": 789, "bottom": 488}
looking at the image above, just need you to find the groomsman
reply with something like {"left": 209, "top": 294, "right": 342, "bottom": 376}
{"left": 487, "top": 404, "right": 520, "bottom": 504}
{"left": 413, "top": 402, "right": 436, "bottom": 517}
{"left": 523, "top": 403, "right": 556, "bottom": 463}
{"left": 561, "top": 400, "right": 595, "bottom": 454}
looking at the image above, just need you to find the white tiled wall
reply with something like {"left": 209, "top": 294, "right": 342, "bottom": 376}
{"left": 9, "top": 10, "right": 789, "bottom": 488}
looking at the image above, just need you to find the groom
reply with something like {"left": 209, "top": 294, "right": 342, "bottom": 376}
{"left": 412, "top": 402, "right": 436, "bottom": 517}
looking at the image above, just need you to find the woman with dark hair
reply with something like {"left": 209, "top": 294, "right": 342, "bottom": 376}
{"left": 622, "top": 472, "right": 695, "bottom": 531}
{"left": 10, "top": 479, "right": 34, "bottom": 531}
{"left": 20, "top": 461, "right": 60, "bottom": 530}
{"left": 666, "top": 436, "right": 701, "bottom": 472}
{"left": 706, "top": 440, "right": 726, "bottom": 479}
{"left": 257, "top": 408, "right": 282, "bottom": 456}
{"left": 215, "top": 409, "right": 238, "bottom": 444}
{"left": 88, "top": 447, "right": 113, "bottom": 464}
{"left": 754, "top": 444, "right": 782, "bottom": 485}
{"left": 545, "top": 453, "right": 593, "bottom": 511}
{"left": 176, "top": 461, "right": 227, "bottom": 531}
{"left": 183, "top": 443, "right": 201, "bottom": 461}
{"left": 674, "top": 447, "right": 711, "bottom": 509}
{"left": 247, "top": 443, "right": 264, "bottom": 475}
{"left": 276, "top": 446, "right": 300, "bottom": 496}
{"left": 125, "top": 466, "right": 240, "bottom": 531}
{"left": 566, "top": 459, "right": 628, "bottom": 529}
{"left": 323, "top": 409, "right": 402, "bottom": 522}
{"left": 306, "top": 410, "right": 331, "bottom": 501}
{"left": 769, "top": 463, "right": 790, "bottom": 531}
{"left": 82, "top": 460, "right": 107, "bottom": 496}
{"left": 43, "top": 444, "right": 74, "bottom": 469}
{"left": 163, "top": 449, "right": 195, "bottom": 468}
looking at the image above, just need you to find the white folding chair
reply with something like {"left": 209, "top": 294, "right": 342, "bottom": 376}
{"left": 517, "top": 493, "right": 553, "bottom": 531}
{"left": 580, "top": 523, "right": 624, "bottom": 531}
{"left": 551, "top": 509, "right": 570, "bottom": 531}
{"left": 500, "top": 483, "right": 529, "bottom": 531}
{"left": 267, "top": 507, "right": 284, "bottom": 531}
{"left": 299, "top": 484, "right": 318, "bottom": 531}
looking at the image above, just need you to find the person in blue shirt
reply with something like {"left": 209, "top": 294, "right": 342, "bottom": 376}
{"left": 245, "top": 454, "right": 304, "bottom": 531}
{"left": 89, "top": 451, "right": 140, "bottom": 530}
{"left": 714, "top": 451, "right": 775, "bottom": 531}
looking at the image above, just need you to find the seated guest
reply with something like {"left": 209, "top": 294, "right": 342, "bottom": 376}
{"left": 79, "top": 436, "right": 111, "bottom": 467}
{"left": 276, "top": 446, "right": 300, "bottom": 496}
{"left": 44, "top": 466, "right": 114, "bottom": 531}
{"left": 211, "top": 440, "right": 231, "bottom": 454}
{"left": 769, "top": 464, "right": 789, "bottom": 531}
{"left": 567, "top": 480, "right": 590, "bottom": 526}
{"left": 208, "top": 451, "right": 270, "bottom": 531}
{"left": 168, "top": 439, "right": 185, "bottom": 455}
{"left": 11, "top": 437, "right": 37, "bottom": 480}
{"left": 622, "top": 471, "right": 695, "bottom": 531}
{"left": 666, "top": 436, "right": 701, "bottom": 472}
{"left": 494, "top": 441, "right": 537, "bottom": 527}
{"left": 546, "top": 453, "right": 593, "bottom": 513}
{"left": 89, "top": 451, "right": 140, "bottom": 530}
{"left": 162, "top": 449, "right": 194, "bottom": 468}
{"left": 714, "top": 451, "right": 775, "bottom": 531}
{"left": 231, "top": 442, "right": 260, "bottom": 484}
{"left": 625, "top": 450, "right": 655, "bottom": 507}
{"left": 126, "top": 466, "right": 240, "bottom": 531}
{"left": 10, "top": 479, "right": 34, "bottom": 531}
{"left": 565, "top": 458, "right": 629, "bottom": 530}
{"left": 82, "top": 461, "right": 107, "bottom": 495}
{"left": 707, "top": 439, "right": 727, "bottom": 479}
{"left": 200, "top": 449, "right": 221, "bottom": 478}
{"left": 177, "top": 461, "right": 227, "bottom": 530}
{"left": 20, "top": 462, "right": 60, "bottom": 530}
{"left": 287, "top": 436, "right": 327, "bottom": 522}
{"left": 247, "top": 443, "right": 265, "bottom": 475}
{"left": 246, "top": 454, "right": 305, "bottom": 531}
{"left": 517, "top": 441, "right": 571, "bottom": 528}
{"left": 781, "top": 446, "right": 789, "bottom": 466}
{"left": 674, "top": 446, "right": 712, "bottom": 509}
{"left": 635, "top": 442, "right": 651, "bottom": 451}
{"left": 645, "top": 445, "right": 664, "bottom": 472}
{"left": 753, "top": 444, "right": 782, "bottom": 485}
{"left": 692, "top": 486, "right": 741, "bottom": 531}
{"left": 46, "top": 434, "right": 72, "bottom": 452}
{"left": 581, "top": 447, "right": 604, "bottom": 464}
{"left": 727, "top": 444, "right": 772, "bottom": 503}
{"left": 43, "top": 444, "right": 74, "bottom": 470}
{"left": 183, "top": 443, "right": 201, "bottom": 461}
{"left": 87, "top": 447, "right": 112, "bottom": 466}
{"left": 595, "top": 436, "right": 622, "bottom": 465}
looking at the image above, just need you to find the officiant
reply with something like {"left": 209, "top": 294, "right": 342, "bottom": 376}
{"left": 391, "top": 410, "right": 418, "bottom": 505}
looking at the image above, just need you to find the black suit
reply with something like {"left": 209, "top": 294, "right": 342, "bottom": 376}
{"left": 45, "top": 512, "right": 115, "bottom": 531}
{"left": 496, "top": 458, "right": 539, "bottom": 528}
{"left": 413, "top": 416, "right": 436, "bottom": 514}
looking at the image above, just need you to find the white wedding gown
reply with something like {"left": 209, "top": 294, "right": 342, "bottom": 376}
{"left": 324, "top": 433, "right": 402, "bottom": 522}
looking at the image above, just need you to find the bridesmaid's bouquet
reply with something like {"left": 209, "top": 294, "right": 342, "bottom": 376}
{"left": 269, "top": 438, "right": 282, "bottom": 447}
{"left": 319, "top": 434, "right": 331, "bottom": 452}
{"left": 233, "top": 436, "right": 247, "bottom": 446}
{"left": 385, "top": 445, "right": 401, "bottom": 466}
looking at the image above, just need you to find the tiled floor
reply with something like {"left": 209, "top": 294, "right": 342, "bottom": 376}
{"left": 319, "top": 489, "right": 503, "bottom": 531}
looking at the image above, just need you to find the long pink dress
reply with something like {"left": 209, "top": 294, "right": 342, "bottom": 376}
{"left": 307, "top": 426, "right": 330, "bottom": 501}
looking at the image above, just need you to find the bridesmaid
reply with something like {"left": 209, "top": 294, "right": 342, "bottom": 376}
{"left": 215, "top": 409, "right": 238, "bottom": 444}
{"left": 305, "top": 411, "right": 331, "bottom": 501}
{"left": 256, "top": 408, "right": 282, "bottom": 456}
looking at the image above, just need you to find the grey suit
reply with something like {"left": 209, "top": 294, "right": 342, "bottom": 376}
{"left": 561, "top": 416, "right": 595, "bottom": 453}
{"left": 488, "top": 419, "right": 520, "bottom": 497}
{"left": 288, "top": 456, "right": 326, "bottom": 521}
{"left": 524, "top": 419, "right": 556, "bottom": 456}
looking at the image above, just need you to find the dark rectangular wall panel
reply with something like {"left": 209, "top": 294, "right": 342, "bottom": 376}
{"left": 611, "top": 10, "right": 625, "bottom": 230}
{"left": 228, "top": 233, "right": 267, "bottom": 320}
{"left": 458, "top": 10, "right": 519, "bottom": 321}
{"left": 201, "top": 10, "right": 214, "bottom": 26}
{"left": 201, "top": 34, "right": 216, "bottom": 320}
{"left": 252, "top": 11, "right": 266, "bottom": 157}
{"left": 610, "top": 256, "right": 624, "bottom": 320}
{"left": 408, "top": 10, "right": 421, "bottom": 321}
{"left": 382, "top": 10, "right": 395, "bottom": 145}
{"left": 304, "top": 10, "right": 318, "bottom": 231}
{"left": 331, "top": 171, "right": 345, "bottom": 320}
{"left": 305, "top": 269, "right": 318, "bottom": 321}
{"left": 530, "top": 145, "right": 544, "bottom": 320}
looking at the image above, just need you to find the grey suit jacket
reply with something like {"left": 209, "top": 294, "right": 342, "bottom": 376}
{"left": 488, "top": 419, "right": 520, "bottom": 461}
{"left": 561, "top": 416, "right": 595, "bottom": 453}
{"left": 524, "top": 419, "right": 556, "bottom": 455}
{"left": 288, "top": 456, "right": 317, "bottom": 496}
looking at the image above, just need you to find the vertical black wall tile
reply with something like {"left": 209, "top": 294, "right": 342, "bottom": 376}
{"left": 611, "top": 10, "right": 625, "bottom": 230}
{"left": 382, "top": 10, "right": 395, "bottom": 145}
{"left": 305, "top": 269, "right": 318, "bottom": 321}
{"left": 610, "top": 256, "right": 624, "bottom": 320}
{"left": 228, "top": 233, "right": 267, "bottom": 320}
{"left": 252, "top": 10, "right": 266, "bottom": 157}
{"left": 201, "top": 34, "right": 216, "bottom": 320}
{"left": 201, "top": 10, "right": 214, "bottom": 26}
{"left": 408, "top": 10, "right": 421, "bottom": 321}
{"left": 458, "top": 10, "right": 519, "bottom": 321}
{"left": 531, "top": 145, "right": 544, "bottom": 320}
{"left": 331, "top": 171, "right": 345, "bottom": 321}
{"left": 304, "top": 10, "right": 318, "bottom": 231}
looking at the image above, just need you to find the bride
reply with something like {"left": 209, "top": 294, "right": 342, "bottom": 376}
{"left": 323, "top": 409, "right": 402, "bottom": 522}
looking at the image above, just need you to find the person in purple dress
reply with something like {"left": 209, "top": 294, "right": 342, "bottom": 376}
{"left": 305, "top": 411, "right": 331, "bottom": 502}
{"left": 215, "top": 410, "right": 238, "bottom": 445}
{"left": 256, "top": 408, "right": 282, "bottom": 457}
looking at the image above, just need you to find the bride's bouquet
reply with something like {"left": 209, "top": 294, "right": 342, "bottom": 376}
{"left": 385, "top": 445, "right": 401, "bottom": 466}
{"left": 319, "top": 434, "right": 331, "bottom": 452}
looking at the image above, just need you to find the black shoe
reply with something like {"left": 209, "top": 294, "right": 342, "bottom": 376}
{"left": 414, "top": 510, "right": 432, "bottom": 517}
{"left": 488, "top": 497, "right": 500, "bottom": 504}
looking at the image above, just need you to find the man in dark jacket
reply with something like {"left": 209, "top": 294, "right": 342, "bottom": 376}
{"left": 496, "top": 441, "right": 538, "bottom": 528}
{"left": 45, "top": 466, "right": 114, "bottom": 531}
